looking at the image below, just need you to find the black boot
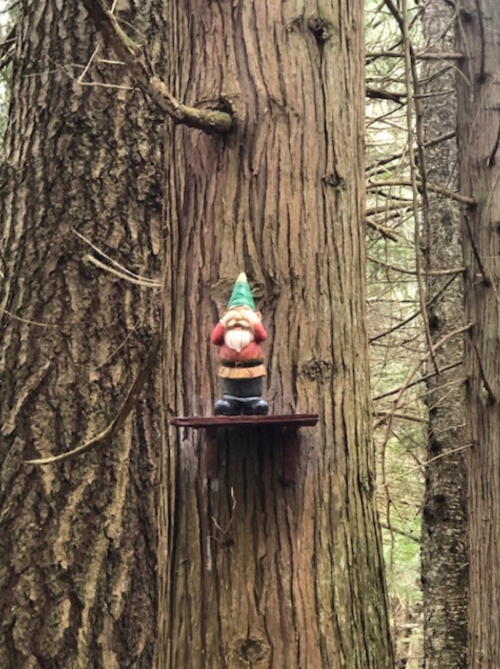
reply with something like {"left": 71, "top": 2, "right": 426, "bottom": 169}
{"left": 213, "top": 397, "right": 242, "bottom": 416}
{"left": 242, "top": 398, "right": 269, "bottom": 415}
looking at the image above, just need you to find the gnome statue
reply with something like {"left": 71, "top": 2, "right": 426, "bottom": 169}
{"left": 211, "top": 273, "right": 269, "bottom": 415}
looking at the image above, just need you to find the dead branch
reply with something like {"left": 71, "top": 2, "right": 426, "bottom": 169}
{"left": 366, "top": 86, "right": 406, "bottom": 103}
{"left": 25, "top": 336, "right": 160, "bottom": 465}
{"left": 379, "top": 322, "right": 472, "bottom": 452}
{"left": 372, "top": 361, "right": 463, "bottom": 402}
{"left": 81, "top": 0, "right": 233, "bottom": 134}
{"left": 376, "top": 443, "right": 472, "bottom": 492}
{"left": 368, "top": 255, "right": 464, "bottom": 276}
{"left": 84, "top": 254, "right": 162, "bottom": 287}
{"left": 380, "top": 522, "right": 420, "bottom": 542}
{"left": 369, "top": 270, "right": 462, "bottom": 343}
{"left": 74, "top": 229, "right": 161, "bottom": 286}
{"left": 0, "top": 23, "right": 16, "bottom": 72}
{"left": 374, "top": 410, "right": 427, "bottom": 426}
{"left": 367, "top": 219, "right": 400, "bottom": 241}
{"left": 367, "top": 179, "right": 475, "bottom": 205}
{"left": 469, "top": 333, "right": 497, "bottom": 402}
{"left": 367, "top": 50, "right": 463, "bottom": 61}
{"left": 401, "top": 0, "right": 438, "bottom": 374}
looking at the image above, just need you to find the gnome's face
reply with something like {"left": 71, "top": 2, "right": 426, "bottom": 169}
{"left": 222, "top": 306, "right": 260, "bottom": 352}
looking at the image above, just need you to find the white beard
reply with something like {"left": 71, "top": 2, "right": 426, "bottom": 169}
{"left": 224, "top": 328, "right": 253, "bottom": 352}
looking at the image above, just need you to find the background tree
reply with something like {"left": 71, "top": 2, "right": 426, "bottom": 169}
{"left": 420, "top": 2, "right": 468, "bottom": 667}
{"left": 0, "top": 1, "right": 163, "bottom": 666}
{"left": 365, "top": 1, "right": 471, "bottom": 665}
{"left": 457, "top": 0, "right": 500, "bottom": 665}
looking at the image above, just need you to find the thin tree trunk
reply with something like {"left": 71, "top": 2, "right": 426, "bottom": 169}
{"left": 457, "top": 0, "right": 500, "bottom": 665}
{"left": 0, "top": 2, "right": 162, "bottom": 667}
{"left": 157, "top": 2, "right": 394, "bottom": 668}
{"left": 420, "top": 2, "right": 468, "bottom": 667}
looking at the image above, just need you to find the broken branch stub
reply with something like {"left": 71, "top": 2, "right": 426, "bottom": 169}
{"left": 81, "top": 0, "right": 233, "bottom": 134}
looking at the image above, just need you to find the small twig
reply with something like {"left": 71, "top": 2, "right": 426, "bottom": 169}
{"left": 84, "top": 254, "right": 161, "bottom": 287}
{"left": 375, "top": 443, "right": 472, "bottom": 491}
{"left": 367, "top": 219, "right": 400, "bottom": 241}
{"left": 463, "top": 213, "right": 491, "bottom": 283}
{"left": 77, "top": 80, "right": 134, "bottom": 91}
{"left": 368, "top": 255, "right": 465, "bottom": 276}
{"left": 380, "top": 323, "right": 472, "bottom": 452}
{"left": 369, "top": 270, "right": 462, "bottom": 343}
{"left": 373, "top": 363, "right": 464, "bottom": 402}
{"left": 78, "top": 45, "right": 100, "bottom": 83}
{"left": 469, "top": 332, "right": 497, "bottom": 402}
{"left": 380, "top": 522, "right": 420, "bottom": 542}
{"left": 474, "top": 0, "right": 486, "bottom": 82}
{"left": 73, "top": 229, "right": 160, "bottom": 285}
{"left": 211, "top": 488, "right": 236, "bottom": 536}
{"left": 367, "top": 179, "right": 475, "bottom": 205}
{"left": 374, "top": 410, "right": 427, "bottom": 427}
{"left": 367, "top": 204, "right": 409, "bottom": 216}
{"left": 487, "top": 121, "right": 500, "bottom": 167}
{"left": 367, "top": 131, "right": 455, "bottom": 174}
{"left": 25, "top": 336, "right": 160, "bottom": 465}
{"left": 367, "top": 50, "right": 463, "bottom": 61}
{"left": 401, "top": 0, "right": 438, "bottom": 374}
{"left": 0, "top": 308, "right": 53, "bottom": 328}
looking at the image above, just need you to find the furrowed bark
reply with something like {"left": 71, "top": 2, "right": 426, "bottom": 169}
{"left": 157, "top": 2, "right": 394, "bottom": 668}
{"left": 457, "top": 0, "right": 500, "bottom": 665}
{"left": 0, "top": 2, "right": 163, "bottom": 667}
{"left": 420, "top": 2, "right": 468, "bottom": 667}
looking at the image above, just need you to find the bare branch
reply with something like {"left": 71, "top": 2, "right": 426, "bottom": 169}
{"left": 375, "top": 443, "right": 472, "bottom": 492}
{"left": 367, "top": 219, "right": 400, "bottom": 241}
{"left": 81, "top": 0, "right": 233, "bottom": 134}
{"left": 84, "top": 254, "right": 162, "bottom": 287}
{"left": 367, "top": 131, "right": 455, "bottom": 174}
{"left": 366, "top": 86, "right": 406, "bottom": 103}
{"left": 368, "top": 255, "right": 465, "bottom": 276}
{"left": 369, "top": 270, "right": 463, "bottom": 343}
{"left": 372, "top": 361, "right": 464, "bottom": 402}
{"left": 379, "top": 322, "right": 473, "bottom": 452}
{"left": 367, "top": 50, "right": 463, "bottom": 61}
{"left": 367, "top": 179, "right": 475, "bottom": 205}
{"left": 25, "top": 336, "right": 160, "bottom": 465}
{"left": 73, "top": 228, "right": 161, "bottom": 285}
{"left": 401, "top": 0, "right": 438, "bottom": 373}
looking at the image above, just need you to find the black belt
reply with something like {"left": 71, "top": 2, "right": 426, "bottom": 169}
{"left": 222, "top": 360, "right": 263, "bottom": 368}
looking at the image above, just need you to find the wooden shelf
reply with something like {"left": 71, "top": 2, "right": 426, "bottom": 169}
{"left": 170, "top": 413, "right": 319, "bottom": 483}
{"left": 170, "top": 414, "right": 319, "bottom": 428}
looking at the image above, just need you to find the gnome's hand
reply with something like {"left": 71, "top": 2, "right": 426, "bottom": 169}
{"left": 246, "top": 311, "right": 262, "bottom": 326}
{"left": 220, "top": 312, "right": 233, "bottom": 328}
{"left": 220, "top": 307, "right": 261, "bottom": 330}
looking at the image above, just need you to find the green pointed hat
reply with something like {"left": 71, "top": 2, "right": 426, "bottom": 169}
{"left": 227, "top": 272, "right": 256, "bottom": 310}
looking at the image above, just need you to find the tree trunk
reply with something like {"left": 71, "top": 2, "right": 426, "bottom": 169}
{"left": 0, "top": 2, "right": 163, "bottom": 667}
{"left": 157, "top": 2, "right": 394, "bottom": 668}
{"left": 457, "top": 0, "right": 500, "bottom": 666}
{"left": 420, "top": 2, "right": 468, "bottom": 667}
